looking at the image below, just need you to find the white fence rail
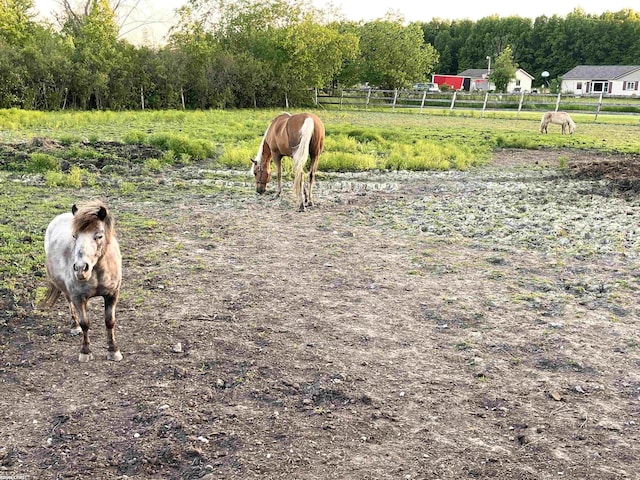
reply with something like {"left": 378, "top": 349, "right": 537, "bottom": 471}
{"left": 315, "top": 88, "right": 640, "bottom": 122}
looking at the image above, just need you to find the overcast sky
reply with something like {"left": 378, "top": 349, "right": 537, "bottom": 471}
{"left": 33, "top": 0, "right": 637, "bottom": 45}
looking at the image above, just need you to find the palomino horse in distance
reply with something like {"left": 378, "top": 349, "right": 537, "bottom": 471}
{"left": 42, "top": 200, "right": 123, "bottom": 362}
{"left": 540, "top": 111, "right": 576, "bottom": 134}
{"left": 251, "top": 112, "right": 325, "bottom": 211}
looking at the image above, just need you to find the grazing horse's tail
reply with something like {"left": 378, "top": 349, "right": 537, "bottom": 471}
{"left": 540, "top": 112, "right": 550, "bottom": 133}
{"left": 292, "top": 117, "right": 315, "bottom": 203}
{"left": 40, "top": 283, "right": 61, "bottom": 308}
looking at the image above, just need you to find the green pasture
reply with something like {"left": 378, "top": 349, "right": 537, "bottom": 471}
{"left": 1, "top": 108, "right": 639, "bottom": 174}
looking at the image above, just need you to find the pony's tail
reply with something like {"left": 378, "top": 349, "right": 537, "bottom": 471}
{"left": 40, "top": 283, "right": 61, "bottom": 308}
{"left": 292, "top": 117, "right": 314, "bottom": 201}
{"left": 539, "top": 112, "right": 548, "bottom": 132}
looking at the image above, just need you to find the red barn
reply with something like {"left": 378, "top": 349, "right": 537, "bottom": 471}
{"left": 432, "top": 74, "right": 471, "bottom": 91}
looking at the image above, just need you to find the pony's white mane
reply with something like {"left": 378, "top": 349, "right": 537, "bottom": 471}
{"left": 251, "top": 112, "right": 292, "bottom": 174}
{"left": 251, "top": 126, "right": 271, "bottom": 174}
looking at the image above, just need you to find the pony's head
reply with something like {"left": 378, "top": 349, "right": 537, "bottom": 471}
{"left": 569, "top": 120, "right": 577, "bottom": 134}
{"left": 70, "top": 201, "right": 113, "bottom": 281}
{"left": 251, "top": 158, "right": 271, "bottom": 194}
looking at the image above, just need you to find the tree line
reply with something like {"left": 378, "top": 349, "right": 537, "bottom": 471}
{"left": 1, "top": 0, "right": 639, "bottom": 111}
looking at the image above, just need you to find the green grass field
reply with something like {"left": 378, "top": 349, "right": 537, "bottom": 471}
{"left": 1, "top": 108, "right": 639, "bottom": 175}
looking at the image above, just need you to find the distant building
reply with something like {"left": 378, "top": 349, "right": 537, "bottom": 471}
{"left": 431, "top": 74, "right": 469, "bottom": 91}
{"left": 432, "top": 68, "right": 533, "bottom": 93}
{"left": 457, "top": 68, "right": 534, "bottom": 93}
{"left": 561, "top": 65, "right": 640, "bottom": 96}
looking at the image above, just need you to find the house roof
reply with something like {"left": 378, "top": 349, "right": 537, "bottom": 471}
{"left": 458, "top": 68, "right": 534, "bottom": 79}
{"left": 562, "top": 65, "right": 640, "bottom": 80}
{"left": 458, "top": 69, "right": 489, "bottom": 78}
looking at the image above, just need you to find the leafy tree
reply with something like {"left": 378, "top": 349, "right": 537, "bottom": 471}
{"left": 489, "top": 45, "right": 517, "bottom": 92}
{"left": 0, "top": 0, "right": 35, "bottom": 44}
{"left": 61, "top": 0, "right": 120, "bottom": 108}
{"left": 358, "top": 16, "right": 439, "bottom": 90}
{"left": 282, "top": 16, "right": 358, "bottom": 90}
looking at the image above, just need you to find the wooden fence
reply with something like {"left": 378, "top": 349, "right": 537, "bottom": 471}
{"left": 314, "top": 88, "right": 640, "bottom": 122}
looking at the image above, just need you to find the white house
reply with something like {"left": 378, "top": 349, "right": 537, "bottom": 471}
{"left": 561, "top": 65, "right": 640, "bottom": 96}
{"left": 457, "top": 68, "right": 534, "bottom": 93}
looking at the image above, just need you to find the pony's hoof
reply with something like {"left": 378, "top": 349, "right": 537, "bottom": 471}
{"left": 78, "top": 352, "right": 94, "bottom": 362}
{"left": 107, "top": 350, "right": 123, "bottom": 361}
{"left": 70, "top": 326, "right": 82, "bottom": 336}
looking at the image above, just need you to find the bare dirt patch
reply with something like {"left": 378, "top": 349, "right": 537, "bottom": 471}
{"left": 1, "top": 146, "right": 639, "bottom": 479}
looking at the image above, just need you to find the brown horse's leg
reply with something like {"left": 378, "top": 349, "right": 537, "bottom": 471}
{"left": 104, "top": 293, "right": 122, "bottom": 361}
{"left": 272, "top": 155, "right": 283, "bottom": 199}
{"left": 306, "top": 156, "right": 320, "bottom": 207}
{"left": 73, "top": 299, "right": 93, "bottom": 362}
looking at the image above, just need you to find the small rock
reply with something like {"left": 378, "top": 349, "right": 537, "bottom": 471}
{"left": 172, "top": 343, "right": 183, "bottom": 353}
{"left": 549, "top": 390, "right": 564, "bottom": 401}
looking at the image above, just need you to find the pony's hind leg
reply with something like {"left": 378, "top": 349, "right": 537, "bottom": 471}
{"left": 305, "top": 157, "right": 320, "bottom": 207}
{"left": 104, "top": 293, "right": 123, "bottom": 361}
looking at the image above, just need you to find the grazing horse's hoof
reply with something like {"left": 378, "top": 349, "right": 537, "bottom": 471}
{"left": 70, "top": 326, "right": 82, "bottom": 336}
{"left": 78, "top": 352, "right": 94, "bottom": 362}
{"left": 107, "top": 350, "right": 123, "bottom": 362}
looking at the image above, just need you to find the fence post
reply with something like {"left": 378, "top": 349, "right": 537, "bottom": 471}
{"left": 555, "top": 92, "right": 561, "bottom": 111}
{"left": 392, "top": 89, "right": 398, "bottom": 111}
{"left": 517, "top": 91, "right": 524, "bottom": 118}
{"left": 449, "top": 90, "right": 457, "bottom": 112}
{"left": 420, "top": 91, "right": 427, "bottom": 112}
{"left": 481, "top": 92, "right": 489, "bottom": 117}
{"left": 340, "top": 90, "right": 344, "bottom": 110}
{"left": 366, "top": 88, "right": 371, "bottom": 109}
{"left": 594, "top": 92, "right": 603, "bottom": 122}
{"left": 314, "top": 87, "right": 318, "bottom": 106}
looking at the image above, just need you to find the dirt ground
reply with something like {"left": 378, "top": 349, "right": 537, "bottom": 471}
{"left": 1, "top": 146, "right": 639, "bottom": 479}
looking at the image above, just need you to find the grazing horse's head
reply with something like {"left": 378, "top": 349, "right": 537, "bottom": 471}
{"left": 70, "top": 201, "right": 112, "bottom": 281}
{"left": 251, "top": 159, "right": 271, "bottom": 194}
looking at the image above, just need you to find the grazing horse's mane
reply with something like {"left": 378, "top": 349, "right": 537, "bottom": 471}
{"left": 71, "top": 200, "right": 114, "bottom": 239}
{"left": 251, "top": 112, "right": 292, "bottom": 173}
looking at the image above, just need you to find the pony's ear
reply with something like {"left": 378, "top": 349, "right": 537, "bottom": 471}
{"left": 250, "top": 158, "right": 257, "bottom": 165}
{"left": 71, "top": 204, "right": 78, "bottom": 215}
{"left": 97, "top": 206, "right": 108, "bottom": 221}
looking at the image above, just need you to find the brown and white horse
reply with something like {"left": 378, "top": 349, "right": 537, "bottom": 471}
{"left": 251, "top": 112, "right": 325, "bottom": 211}
{"left": 42, "top": 200, "right": 123, "bottom": 362}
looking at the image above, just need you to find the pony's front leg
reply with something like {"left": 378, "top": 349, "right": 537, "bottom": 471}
{"left": 104, "top": 293, "right": 123, "bottom": 361}
{"left": 72, "top": 299, "right": 93, "bottom": 362}
{"left": 67, "top": 299, "right": 82, "bottom": 336}
{"left": 272, "top": 156, "right": 283, "bottom": 200}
